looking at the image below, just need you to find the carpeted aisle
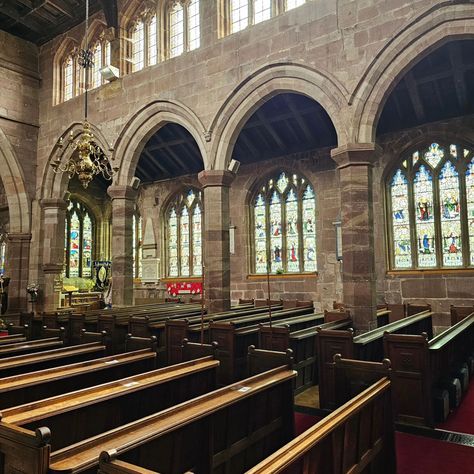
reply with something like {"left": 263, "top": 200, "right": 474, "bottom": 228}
{"left": 396, "top": 432, "right": 474, "bottom": 474}
{"left": 294, "top": 411, "right": 322, "bottom": 436}
{"left": 437, "top": 379, "right": 474, "bottom": 435}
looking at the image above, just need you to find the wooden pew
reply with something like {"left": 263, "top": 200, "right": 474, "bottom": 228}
{"left": 450, "top": 304, "right": 474, "bottom": 325}
{"left": 0, "top": 335, "right": 65, "bottom": 359}
{"left": 259, "top": 317, "right": 352, "bottom": 394}
{"left": 246, "top": 377, "right": 395, "bottom": 474}
{"left": 99, "top": 453, "right": 163, "bottom": 474}
{"left": 384, "top": 312, "right": 474, "bottom": 426}
{"left": 43, "top": 365, "right": 295, "bottom": 474}
{"left": 0, "top": 341, "right": 106, "bottom": 377}
{"left": 0, "top": 347, "right": 156, "bottom": 409}
{"left": 317, "top": 310, "right": 433, "bottom": 410}
{"left": 0, "top": 334, "right": 27, "bottom": 345}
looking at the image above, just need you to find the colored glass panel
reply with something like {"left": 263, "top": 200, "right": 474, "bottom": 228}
{"left": 254, "top": 194, "right": 267, "bottom": 274}
{"left": 302, "top": 186, "right": 316, "bottom": 272}
{"left": 286, "top": 189, "right": 299, "bottom": 272}
{"left": 439, "top": 161, "right": 462, "bottom": 266}
{"left": 466, "top": 159, "right": 474, "bottom": 265}
{"left": 424, "top": 143, "right": 444, "bottom": 169}
{"left": 192, "top": 204, "right": 202, "bottom": 276}
{"left": 269, "top": 191, "right": 283, "bottom": 273}
{"left": 0, "top": 241, "right": 5, "bottom": 275}
{"left": 390, "top": 169, "right": 412, "bottom": 268}
{"left": 168, "top": 208, "right": 178, "bottom": 276}
{"left": 69, "top": 211, "right": 80, "bottom": 277}
{"left": 450, "top": 144, "right": 457, "bottom": 159}
{"left": 180, "top": 207, "right": 190, "bottom": 276}
{"left": 82, "top": 214, "right": 92, "bottom": 277}
{"left": 414, "top": 165, "right": 436, "bottom": 267}
{"left": 276, "top": 172, "right": 289, "bottom": 194}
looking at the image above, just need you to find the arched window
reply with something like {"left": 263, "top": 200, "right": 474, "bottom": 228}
{"left": 167, "top": 1, "right": 201, "bottom": 58}
{"left": 128, "top": 12, "right": 159, "bottom": 72}
{"left": 0, "top": 236, "right": 6, "bottom": 275}
{"left": 63, "top": 55, "right": 74, "bottom": 101}
{"left": 131, "top": 20, "right": 145, "bottom": 72}
{"left": 132, "top": 212, "right": 142, "bottom": 278}
{"left": 387, "top": 142, "right": 474, "bottom": 270}
{"left": 64, "top": 200, "right": 94, "bottom": 278}
{"left": 166, "top": 189, "right": 203, "bottom": 277}
{"left": 148, "top": 14, "right": 158, "bottom": 66}
{"left": 91, "top": 42, "right": 102, "bottom": 88}
{"left": 286, "top": 0, "right": 305, "bottom": 11}
{"left": 252, "top": 171, "right": 317, "bottom": 274}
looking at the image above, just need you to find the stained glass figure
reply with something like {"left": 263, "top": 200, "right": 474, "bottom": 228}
{"left": 302, "top": 186, "right": 317, "bottom": 272}
{"left": 450, "top": 144, "right": 457, "bottom": 159}
{"left": 254, "top": 194, "right": 267, "bottom": 274}
{"left": 412, "top": 151, "right": 419, "bottom": 165}
{"left": 82, "top": 214, "right": 92, "bottom": 277}
{"left": 69, "top": 211, "right": 80, "bottom": 277}
{"left": 168, "top": 208, "right": 179, "bottom": 276}
{"left": 414, "top": 165, "right": 436, "bottom": 267}
{"left": 192, "top": 204, "right": 202, "bottom": 276}
{"left": 424, "top": 143, "right": 444, "bottom": 169}
{"left": 466, "top": 159, "right": 474, "bottom": 265}
{"left": 180, "top": 207, "right": 190, "bottom": 276}
{"left": 269, "top": 191, "right": 283, "bottom": 272}
{"left": 390, "top": 169, "right": 412, "bottom": 268}
{"left": 285, "top": 189, "right": 299, "bottom": 272}
{"left": 276, "top": 172, "right": 289, "bottom": 194}
{"left": 439, "top": 162, "right": 462, "bottom": 266}
{"left": 0, "top": 240, "right": 6, "bottom": 275}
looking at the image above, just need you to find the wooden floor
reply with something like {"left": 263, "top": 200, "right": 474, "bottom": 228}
{"left": 294, "top": 385, "right": 319, "bottom": 409}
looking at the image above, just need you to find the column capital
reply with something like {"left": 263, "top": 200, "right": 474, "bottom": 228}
{"left": 40, "top": 198, "right": 68, "bottom": 210}
{"left": 107, "top": 185, "right": 138, "bottom": 201}
{"left": 7, "top": 233, "right": 32, "bottom": 242}
{"left": 330, "top": 143, "right": 381, "bottom": 169}
{"left": 198, "top": 170, "right": 235, "bottom": 188}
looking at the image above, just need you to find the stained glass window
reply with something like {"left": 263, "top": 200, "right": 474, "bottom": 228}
{"left": 91, "top": 42, "right": 102, "bottom": 89}
{"left": 0, "top": 238, "right": 6, "bottom": 275}
{"left": 132, "top": 20, "right": 145, "bottom": 71}
{"left": 252, "top": 172, "right": 317, "bottom": 274}
{"left": 166, "top": 188, "right": 203, "bottom": 277}
{"left": 387, "top": 143, "right": 474, "bottom": 269}
{"left": 170, "top": 3, "right": 184, "bottom": 58}
{"left": 132, "top": 213, "right": 142, "bottom": 278}
{"left": 64, "top": 200, "right": 94, "bottom": 278}
{"left": 63, "top": 56, "right": 74, "bottom": 101}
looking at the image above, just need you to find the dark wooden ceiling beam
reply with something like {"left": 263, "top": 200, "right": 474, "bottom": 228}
{"left": 143, "top": 150, "right": 172, "bottom": 175}
{"left": 0, "top": 2, "right": 46, "bottom": 32}
{"left": 147, "top": 137, "right": 189, "bottom": 151}
{"left": 404, "top": 71, "right": 426, "bottom": 122}
{"left": 282, "top": 95, "right": 316, "bottom": 144}
{"left": 45, "top": 0, "right": 76, "bottom": 18}
{"left": 448, "top": 43, "right": 469, "bottom": 109}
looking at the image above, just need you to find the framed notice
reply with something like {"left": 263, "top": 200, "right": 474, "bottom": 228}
{"left": 333, "top": 221, "right": 343, "bottom": 261}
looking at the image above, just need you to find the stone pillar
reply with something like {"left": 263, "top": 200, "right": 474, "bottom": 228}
{"left": 331, "top": 143, "right": 378, "bottom": 332}
{"left": 5, "top": 232, "right": 31, "bottom": 313}
{"left": 198, "top": 170, "right": 235, "bottom": 313}
{"left": 40, "top": 198, "right": 68, "bottom": 312}
{"left": 108, "top": 185, "right": 136, "bottom": 307}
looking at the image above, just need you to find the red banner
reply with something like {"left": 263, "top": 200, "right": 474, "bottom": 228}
{"left": 166, "top": 281, "right": 202, "bottom": 297}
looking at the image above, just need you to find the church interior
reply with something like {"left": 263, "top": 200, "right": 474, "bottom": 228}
{"left": 0, "top": 0, "right": 473, "bottom": 472}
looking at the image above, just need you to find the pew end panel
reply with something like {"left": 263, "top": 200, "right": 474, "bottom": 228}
{"left": 8, "top": 323, "right": 31, "bottom": 339}
{"left": 258, "top": 325, "right": 290, "bottom": 352}
{"left": 129, "top": 316, "right": 152, "bottom": 339}
{"left": 316, "top": 328, "right": 355, "bottom": 410}
{"left": 165, "top": 319, "right": 190, "bottom": 365}
{"left": 450, "top": 305, "right": 474, "bottom": 326}
{"left": 181, "top": 338, "right": 219, "bottom": 361}
{"left": 383, "top": 332, "right": 433, "bottom": 426}
{"left": 387, "top": 304, "right": 406, "bottom": 323}
{"left": 247, "top": 345, "right": 294, "bottom": 377}
{"left": 125, "top": 334, "right": 158, "bottom": 353}
{"left": 407, "top": 303, "right": 431, "bottom": 317}
{"left": 40, "top": 326, "right": 66, "bottom": 343}
{"left": 68, "top": 313, "right": 86, "bottom": 345}
{"left": 208, "top": 322, "right": 237, "bottom": 386}
{"left": 324, "top": 309, "right": 351, "bottom": 323}
{"left": 0, "top": 423, "right": 51, "bottom": 474}
{"left": 80, "top": 329, "right": 110, "bottom": 351}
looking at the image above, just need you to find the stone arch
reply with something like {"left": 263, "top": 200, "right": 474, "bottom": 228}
{"left": 209, "top": 62, "right": 349, "bottom": 171}
{"left": 40, "top": 121, "right": 113, "bottom": 201}
{"left": 352, "top": 2, "right": 474, "bottom": 143}
{"left": 0, "top": 127, "right": 31, "bottom": 234}
{"left": 113, "top": 100, "right": 209, "bottom": 186}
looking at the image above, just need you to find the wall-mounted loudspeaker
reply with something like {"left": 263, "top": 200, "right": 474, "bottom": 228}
{"left": 131, "top": 177, "right": 141, "bottom": 190}
{"left": 228, "top": 159, "right": 240, "bottom": 174}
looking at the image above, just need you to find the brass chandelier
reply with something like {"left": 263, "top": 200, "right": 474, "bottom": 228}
{"left": 50, "top": 0, "right": 113, "bottom": 189}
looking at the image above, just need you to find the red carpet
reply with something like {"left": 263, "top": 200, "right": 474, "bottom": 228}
{"left": 396, "top": 432, "right": 474, "bottom": 474}
{"left": 294, "top": 411, "right": 321, "bottom": 436}
{"left": 437, "top": 379, "right": 474, "bottom": 435}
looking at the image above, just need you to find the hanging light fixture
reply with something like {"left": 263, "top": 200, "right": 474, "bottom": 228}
{"left": 50, "top": 0, "right": 113, "bottom": 189}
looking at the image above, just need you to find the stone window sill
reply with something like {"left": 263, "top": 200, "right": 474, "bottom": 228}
{"left": 247, "top": 272, "right": 318, "bottom": 281}
{"left": 161, "top": 276, "right": 203, "bottom": 283}
{"left": 387, "top": 269, "right": 474, "bottom": 276}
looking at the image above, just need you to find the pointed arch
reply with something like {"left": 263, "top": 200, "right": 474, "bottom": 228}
{"left": 209, "top": 62, "right": 348, "bottom": 171}
{"left": 351, "top": 2, "right": 474, "bottom": 143}
{"left": 0, "top": 128, "right": 31, "bottom": 234}
{"left": 113, "top": 100, "right": 208, "bottom": 186}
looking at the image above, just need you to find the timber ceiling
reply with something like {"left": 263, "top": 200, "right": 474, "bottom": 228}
{"left": 0, "top": 0, "right": 118, "bottom": 45}
{"left": 377, "top": 39, "right": 474, "bottom": 135}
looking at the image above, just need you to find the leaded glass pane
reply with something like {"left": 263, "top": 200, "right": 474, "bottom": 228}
{"left": 0, "top": 241, "right": 6, "bottom": 275}
{"left": 254, "top": 194, "right": 267, "bottom": 274}
{"left": 230, "top": 0, "right": 248, "bottom": 33}
{"left": 276, "top": 172, "right": 289, "bottom": 194}
{"left": 286, "top": 189, "right": 299, "bottom": 272}
{"left": 82, "top": 214, "right": 92, "bottom": 277}
{"left": 466, "top": 159, "right": 474, "bottom": 265}
{"left": 269, "top": 191, "right": 283, "bottom": 273}
{"left": 170, "top": 4, "right": 184, "bottom": 58}
{"left": 390, "top": 169, "right": 412, "bottom": 269}
{"left": 414, "top": 165, "right": 436, "bottom": 267}
{"left": 132, "top": 21, "right": 145, "bottom": 72}
{"left": 69, "top": 212, "right": 80, "bottom": 277}
{"left": 302, "top": 186, "right": 316, "bottom": 272}
{"left": 180, "top": 207, "right": 190, "bottom": 276}
{"left": 148, "top": 15, "right": 157, "bottom": 66}
{"left": 63, "top": 56, "right": 74, "bottom": 101}
{"left": 192, "top": 204, "right": 202, "bottom": 276}
{"left": 450, "top": 144, "right": 457, "bottom": 159}
{"left": 424, "top": 142, "right": 444, "bottom": 169}
{"left": 132, "top": 215, "right": 137, "bottom": 277}
{"left": 254, "top": 0, "right": 271, "bottom": 24}
{"left": 137, "top": 216, "right": 142, "bottom": 278}
{"left": 439, "top": 162, "right": 462, "bottom": 267}
{"left": 168, "top": 208, "right": 179, "bottom": 276}
{"left": 188, "top": 0, "right": 200, "bottom": 51}
{"left": 91, "top": 43, "right": 102, "bottom": 88}
{"left": 286, "top": 0, "right": 305, "bottom": 10}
